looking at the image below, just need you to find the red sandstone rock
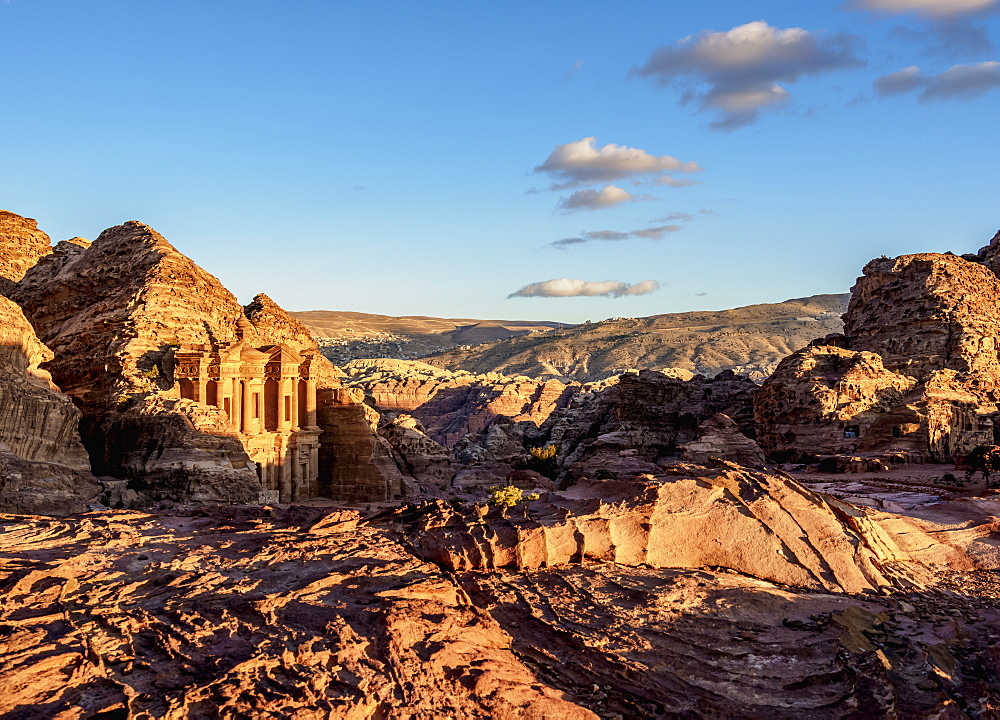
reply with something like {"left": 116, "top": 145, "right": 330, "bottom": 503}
{"left": 0, "top": 210, "right": 52, "bottom": 296}
{"left": 7, "top": 219, "right": 395, "bottom": 504}
{"left": 342, "top": 358, "right": 588, "bottom": 447}
{"left": 407, "top": 464, "right": 918, "bottom": 594}
{"left": 548, "top": 369, "right": 759, "bottom": 479}
{"left": 758, "top": 240, "right": 1000, "bottom": 463}
{"left": 680, "top": 413, "right": 766, "bottom": 467}
{"left": 0, "top": 295, "right": 97, "bottom": 514}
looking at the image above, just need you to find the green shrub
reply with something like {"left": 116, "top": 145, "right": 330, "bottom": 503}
{"left": 487, "top": 487, "right": 541, "bottom": 507}
{"left": 527, "top": 444, "right": 558, "bottom": 480}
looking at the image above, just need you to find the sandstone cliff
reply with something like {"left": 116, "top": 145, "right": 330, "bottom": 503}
{"left": 0, "top": 210, "right": 52, "bottom": 296}
{"left": 758, "top": 237, "right": 1000, "bottom": 462}
{"left": 425, "top": 294, "right": 849, "bottom": 382}
{"left": 0, "top": 294, "right": 98, "bottom": 514}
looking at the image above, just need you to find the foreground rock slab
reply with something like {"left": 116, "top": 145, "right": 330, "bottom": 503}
{"left": 2, "top": 498, "right": 998, "bottom": 718}
{"left": 0, "top": 508, "right": 594, "bottom": 719}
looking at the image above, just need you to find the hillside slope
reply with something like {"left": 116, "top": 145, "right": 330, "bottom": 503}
{"left": 288, "top": 310, "right": 569, "bottom": 363}
{"left": 424, "top": 294, "right": 850, "bottom": 381}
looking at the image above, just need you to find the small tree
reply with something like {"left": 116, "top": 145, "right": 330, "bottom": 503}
{"left": 527, "top": 444, "right": 558, "bottom": 480}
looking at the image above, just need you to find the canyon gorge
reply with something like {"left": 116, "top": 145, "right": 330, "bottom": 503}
{"left": 3, "top": 208, "right": 1000, "bottom": 718}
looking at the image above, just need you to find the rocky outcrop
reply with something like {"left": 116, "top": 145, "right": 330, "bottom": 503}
{"left": 103, "top": 396, "right": 261, "bottom": 503}
{"left": 680, "top": 413, "right": 765, "bottom": 467}
{"left": 379, "top": 414, "right": 456, "bottom": 490}
{"left": 0, "top": 210, "right": 52, "bottom": 296}
{"left": 341, "top": 358, "right": 587, "bottom": 447}
{"left": 406, "top": 465, "right": 915, "bottom": 594}
{"left": 4, "top": 488, "right": 1000, "bottom": 717}
{"left": 546, "top": 369, "right": 759, "bottom": 481}
{"left": 318, "top": 387, "right": 403, "bottom": 502}
{"left": 8, "top": 219, "right": 392, "bottom": 504}
{"left": 758, "top": 238, "right": 1000, "bottom": 463}
{"left": 0, "top": 295, "right": 97, "bottom": 514}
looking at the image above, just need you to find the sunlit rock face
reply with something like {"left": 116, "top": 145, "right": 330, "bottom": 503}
{"left": 8, "top": 220, "right": 394, "bottom": 504}
{"left": 340, "top": 358, "right": 589, "bottom": 447}
{"left": 0, "top": 210, "right": 52, "bottom": 296}
{"left": 4, "top": 479, "right": 1000, "bottom": 718}
{"left": 406, "top": 463, "right": 915, "bottom": 594}
{"left": 0, "top": 294, "right": 98, "bottom": 514}
{"left": 757, "top": 234, "right": 1000, "bottom": 462}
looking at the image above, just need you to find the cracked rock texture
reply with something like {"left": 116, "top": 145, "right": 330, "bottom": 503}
{"left": 4, "top": 478, "right": 1000, "bottom": 718}
{"left": 406, "top": 463, "right": 918, "bottom": 594}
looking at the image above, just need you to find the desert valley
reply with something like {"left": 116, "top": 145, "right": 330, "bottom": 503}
{"left": 3, "top": 209, "right": 1000, "bottom": 717}
{"left": 4, "top": 1, "right": 1000, "bottom": 718}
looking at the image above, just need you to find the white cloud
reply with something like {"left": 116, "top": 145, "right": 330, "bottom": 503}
{"left": 654, "top": 174, "right": 702, "bottom": 187}
{"left": 874, "top": 65, "right": 925, "bottom": 94}
{"left": 875, "top": 61, "right": 1000, "bottom": 99}
{"left": 508, "top": 279, "right": 661, "bottom": 298}
{"left": 556, "top": 185, "right": 652, "bottom": 212}
{"left": 634, "top": 21, "right": 863, "bottom": 130}
{"left": 850, "top": 0, "right": 999, "bottom": 18}
{"left": 550, "top": 223, "right": 682, "bottom": 249}
{"left": 535, "top": 137, "right": 701, "bottom": 189}
{"left": 564, "top": 59, "right": 585, "bottom": 79}
{"left": 924, "top": 60, "right": 1000, "bottom": 97}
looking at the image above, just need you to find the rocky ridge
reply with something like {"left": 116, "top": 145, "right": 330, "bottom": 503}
{"left": 425, "top": 294, "right": 850, "bottom": 382}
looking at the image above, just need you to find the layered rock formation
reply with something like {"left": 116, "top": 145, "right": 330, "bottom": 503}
{"left": 758, "top": 236, "right": 1000, "bottom": 462}
{"left": 406, "top": 464, "right": 915, "bottom": 593}
{"left": 341, "top": 358, "right": 588, "bottom": 447}
{"left": 680, "top": 413, "right": 766, "bottom": 467}
{"left": 425, "top": 294, "right": 850, "bottom": 382}
{"left": 545, "top": 369, "right": 759, "bottom": 481}
{"left": 0, "top": 210, "right": 52, "bottom": 296}
{"left": 0, "top": 295, "right": 98, "bottom": 514}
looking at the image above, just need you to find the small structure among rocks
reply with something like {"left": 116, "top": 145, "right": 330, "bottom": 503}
{"left": 170, "top": 317, "right": 320, "bottom": 502}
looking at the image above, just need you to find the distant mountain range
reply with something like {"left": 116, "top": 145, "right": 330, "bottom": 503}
{"left": 292, "top": 294, "right": 849, "bottom": 381}
{"left": 423, "top": 294, "right": 850, "bottom": 382}
{"left": 287, "top": 310, "right": 570, "bottom": 364}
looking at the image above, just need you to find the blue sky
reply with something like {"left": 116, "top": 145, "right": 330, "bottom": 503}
{"left": 2, "top": 1, "right": 998, "bottom": 323}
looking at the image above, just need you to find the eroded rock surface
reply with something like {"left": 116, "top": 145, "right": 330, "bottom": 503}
{"left": 548, "top": 369, "right": 759, "bottom": 480}
{"left": 3, "top": 483, "right": 999, "bottom": 718}
{"left": 341, "top": 358, "right": 589, "bottom": 447}
{"left": 407, "top": 464, "right": 916, "bottom": 594}
{"left": 0, "top": 295, "right": 97, "bottom": 514}
{"left": 0, "top": 508, "right": 595, "bottom": 719}
{"left": 758, "top": 237, "right": 1000, "bottom": 463}
{"left": 0, "top": 210, "right": 52, "bottom": 296}
{"left": 7, "top": 219, "right": 393, "bottom": 504}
